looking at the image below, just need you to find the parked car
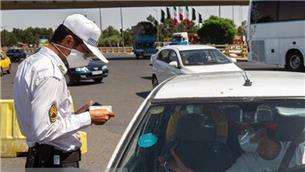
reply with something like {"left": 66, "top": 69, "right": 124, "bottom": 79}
{"left": 65, "top": 57, "right": 108, "bottom": 85}
{"left": 0, "top": 49, "right": 11, "bottom": 76}
{"left": 107, "top": 71, "right": 305, "bottom": 172}
{"left": 6, "top": 48, "right": 27, "bottom": 62}
{"left": 150, "top": 45, "right": 242, "bottom": 87}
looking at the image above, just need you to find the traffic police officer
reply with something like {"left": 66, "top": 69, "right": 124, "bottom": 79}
{"left": 14, "top": 14, "right": 114, "bottom": 168}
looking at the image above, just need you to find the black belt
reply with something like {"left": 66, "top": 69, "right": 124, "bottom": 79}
{"left": 26, "top": 143, "right": 81, "bottom": 168}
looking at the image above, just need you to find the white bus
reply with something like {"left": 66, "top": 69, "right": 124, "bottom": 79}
{"left": 248, "top": 0, "right": 305, "bottom": 71}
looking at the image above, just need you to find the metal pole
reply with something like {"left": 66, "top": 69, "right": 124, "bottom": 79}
{"left": 232, "top": 6, "right": 234, "bottom": 24}
{"left": 240, "top": 6, "right": 243, "bottom": 23}
{"left": 219, "top": 5, "right": 221, "bottom": 17}
{"left": 99, "top": 8, "right": 102, "bottom": 31}
{"left": 120, "top": 7, "right": 125, "bottom": 47}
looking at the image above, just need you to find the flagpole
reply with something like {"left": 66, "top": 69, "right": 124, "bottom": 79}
{"left": 153, "top": 9, "right": 159, "bottom": 42}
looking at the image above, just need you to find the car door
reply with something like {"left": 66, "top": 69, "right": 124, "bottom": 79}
{"left": 109, "top": 104, "right": 168, "bottom": 172}
{"left": 164, "top": 50, "right": 182, "bottom": 79}
{"left": 153, "top": 49, "right": 170, "bottom": 83}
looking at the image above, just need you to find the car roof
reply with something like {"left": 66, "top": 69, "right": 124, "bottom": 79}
{"left": 161, "top": 45, "right": 217, "bottom": 51}
{"left": 153, "top": 71, "right": 305, "bottom": 99}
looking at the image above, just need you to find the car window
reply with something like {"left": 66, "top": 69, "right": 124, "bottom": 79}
{"left": 117, "top": 99, "right": 305, "bottom": 172}
{"left": 157, "top": 49, "right": 170, "bottom": 63}
{"left": 119, "top": 105, "right": 167, "bottom": 171}
{"left": 168, "top": 50, "right": 178, "bottom": 63}
{"left": 180, "top": 49, "right": 231, "bottom": 66}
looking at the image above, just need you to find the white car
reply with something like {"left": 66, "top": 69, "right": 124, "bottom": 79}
{"left": 151, "top": 45, "right": 242, "bottom": 87}
{"left": 107, "top": 71, "right": 305, "bottom": 172}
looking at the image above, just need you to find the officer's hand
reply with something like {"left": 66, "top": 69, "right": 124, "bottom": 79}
{"left": 75, "top": 100, "right": 94, "bottom": 114}
{"left": 89, "top": 109, "right": 114, "bottom": 125}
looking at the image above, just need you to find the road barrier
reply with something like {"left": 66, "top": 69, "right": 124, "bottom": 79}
{"left": 0, "top": 99, "right": 28, "bottom": 157}
{"left": 9, "top": 44, "right": 248, "bottom": 61}
{"left": 0, "top": 99, "right": 87, "bottom": 157}
{"left": 222, "top": 44, "right": 248, "bottom": 62}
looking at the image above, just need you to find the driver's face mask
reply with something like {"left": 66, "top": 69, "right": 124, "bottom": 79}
{"left": 238, "top": 128, "right": 261, "bottom": 153}
{"left": 53, "top": 43, "right": 91, "bottom": 68}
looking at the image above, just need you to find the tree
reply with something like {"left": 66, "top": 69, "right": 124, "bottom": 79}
{"left": 98, "top": 26, "right": 122, "bottom": 47}
{"left": 1, "top": 30, "right": 17, "bottom": 46}
{"left": 1, "top": 27, "right": 53, "bottom": 47}
{"left": 197, "top": 16, "right": 237, "bottom": 44}
{"left": 123, "top": 28, "right": 133, "bottom": 46}
{"left": 146, "top": 15, "right": 158, "bottom": 26}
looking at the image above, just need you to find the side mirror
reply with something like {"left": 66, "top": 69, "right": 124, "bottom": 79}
{"left": 169, "top": 61, "right": 179, "bottom": 68}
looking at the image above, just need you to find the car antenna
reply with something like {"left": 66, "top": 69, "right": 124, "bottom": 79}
{"left": 241, "top": 70, "right": 252, "bottom": 87}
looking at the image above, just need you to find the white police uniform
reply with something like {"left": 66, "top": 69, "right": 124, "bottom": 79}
{"left": 14, "top": 46, "right": 91, "bottom": 152}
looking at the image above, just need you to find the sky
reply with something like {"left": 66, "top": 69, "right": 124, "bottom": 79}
{"left": 1, "top": 6, "right": 249, "bottom": 31}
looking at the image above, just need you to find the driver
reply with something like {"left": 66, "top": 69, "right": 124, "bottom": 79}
{"left": 226, "top": 123, "right": 305, "bottom": 172}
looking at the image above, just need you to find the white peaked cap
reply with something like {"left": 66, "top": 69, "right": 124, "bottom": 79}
{"left": 63, "top": 14, "right": 109, "bottom": 63}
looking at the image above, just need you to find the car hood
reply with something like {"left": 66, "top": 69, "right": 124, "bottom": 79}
{"left": 182, "top": 63, "right": 242, "bottom": 74}
{"left": 88, "top": 61, "right": 105, "bottom": 67}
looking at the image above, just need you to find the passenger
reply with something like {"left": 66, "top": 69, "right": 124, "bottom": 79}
{"left": 161, "top": 121, "right": 305, "bottom": 172}
{"left": 226, "top": 123, "right": 305, "bottom": 172}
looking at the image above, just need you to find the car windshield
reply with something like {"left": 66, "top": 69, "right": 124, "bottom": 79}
{"left": 179, "top": 49, "right": 231, "bottom": 66}
{"left": 7, "top": 49, "right": 24, "bottom": 53}
{"left": 119, "top": 98, "right": 305, "bottom": 172}
{"left": 172, "top": 35, "right": 183, "bottom": 42}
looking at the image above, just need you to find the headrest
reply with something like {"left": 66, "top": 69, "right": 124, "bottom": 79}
{"left": 254, "top": 105, "right": 274, "bottom": 123}
{"left": 176, "top": 113, "right": 216, "bottom": 142}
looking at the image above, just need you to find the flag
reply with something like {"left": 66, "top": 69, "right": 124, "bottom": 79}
{"left": 186, "top": 6, "right": 191, "bottom": 28}
{"left": 179, "top": 6, "right": 183, "bottom": 21}
{"left": 192, "top": 8, "right": 196, "bottom": 20}
{"left": 161, "top": 9, "right": 165, "bottom": 23}
{"left": 166, "top": 7, "right": 171, "bottom": 19}
{"left": 172, "top": 6, "right": 178, "bottom": 26}
{"left": 199, "top": 13, "right": 203, "bottom": 23}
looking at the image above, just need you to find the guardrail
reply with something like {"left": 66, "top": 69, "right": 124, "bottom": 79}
{"left": 5, "top": 44, "right": 248, "bottom": 61}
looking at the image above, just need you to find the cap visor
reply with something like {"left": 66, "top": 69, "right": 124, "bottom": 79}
{"left": 84, "top": 41, "right": 109, "bottom": 63}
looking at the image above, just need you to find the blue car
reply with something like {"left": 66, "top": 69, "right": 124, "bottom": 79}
{"left": 65, "top": 58, "right": 108, "bottom": 85}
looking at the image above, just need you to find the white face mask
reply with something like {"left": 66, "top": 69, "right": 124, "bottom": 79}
{"left": 67, "top": 49, "right": 90, "bottom": 68}
{"left": 238, "top": 130, "right": 259, "bottom": 153}
{"left": 53, "top": 43, "right": 90, "bottom": 68}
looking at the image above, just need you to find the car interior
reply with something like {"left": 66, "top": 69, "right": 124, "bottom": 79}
{"left": 120, "top": 100, "right": 305, "bottom": 172}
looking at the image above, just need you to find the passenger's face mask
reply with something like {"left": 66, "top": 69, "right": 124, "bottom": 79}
{"left": 238, "top": 129, "right": 260, "bottom": 153}
{"left": 53, "top": 43, "right": 90, "bottom": 68}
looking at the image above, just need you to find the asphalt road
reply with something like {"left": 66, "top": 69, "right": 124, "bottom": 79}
{"left": 0, "top": 54, "right": 287, "bottom": 171}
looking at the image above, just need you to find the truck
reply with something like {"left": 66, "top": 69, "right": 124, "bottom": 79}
{"left": 169, "top": 32, "right": 199, "bottom": 45}
{"left": 132, "top": 22, "right": 157, "bottom": 59}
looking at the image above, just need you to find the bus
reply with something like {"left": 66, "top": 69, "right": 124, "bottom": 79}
{"left": 248, "top": 0, "right": 305, "bottom": 71}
